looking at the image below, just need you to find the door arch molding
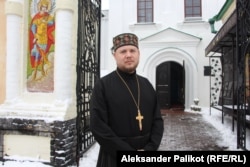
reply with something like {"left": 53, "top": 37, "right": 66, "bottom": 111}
{"left": 143, "top": 47, "right": 198, "bottom": 110}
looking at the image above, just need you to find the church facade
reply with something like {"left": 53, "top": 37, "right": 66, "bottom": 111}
{"left": 100, "top": 0, "right": 225, "bottom": 110}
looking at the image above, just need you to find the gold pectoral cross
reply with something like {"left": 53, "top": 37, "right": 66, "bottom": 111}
{"left": 136, "top": 110, "right": 144, "bottom": 131}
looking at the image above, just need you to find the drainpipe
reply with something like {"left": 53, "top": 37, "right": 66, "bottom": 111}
{"left": 209, "top": 16, "right": 218, "bottom": 34}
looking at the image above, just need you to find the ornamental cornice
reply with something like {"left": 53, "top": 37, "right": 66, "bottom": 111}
{"left": 55, "top": 0, "right": 74, "bottom": 12}
{"left": 5, "top": 1, "right": 23, "bottom": 17}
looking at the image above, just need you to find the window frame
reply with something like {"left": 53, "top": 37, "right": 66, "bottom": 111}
{"left": 137, "top": 0, "right": 154, "bottom": 23}
{"left": 184, "top": 0, "right": 202, "bottom": 18}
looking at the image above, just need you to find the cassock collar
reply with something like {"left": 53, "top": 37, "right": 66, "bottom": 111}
{"left": 116, "top": 68, "right": 137, "bottom": 80}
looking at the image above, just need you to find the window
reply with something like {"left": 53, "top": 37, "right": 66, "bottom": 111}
{"left": 137, "top": 0, "right": 153, "bottom": 23}
{"left": 184, "top": 0, "right": 201, "bottom": 18}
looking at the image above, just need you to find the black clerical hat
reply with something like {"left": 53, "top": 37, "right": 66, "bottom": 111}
{"left": 112, "top": 33, "right": 138, "bottom": 52}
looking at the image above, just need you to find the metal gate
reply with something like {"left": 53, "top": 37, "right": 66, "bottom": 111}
{"left": 76, "top": 0, "right": 101, "bottom": 162}
{"left": 236, "top": 0, "right": 250, "bottom": 150}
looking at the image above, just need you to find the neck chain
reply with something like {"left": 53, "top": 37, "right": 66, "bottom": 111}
{"left": 116, "top": 70, "right": 144, "bottom": 131}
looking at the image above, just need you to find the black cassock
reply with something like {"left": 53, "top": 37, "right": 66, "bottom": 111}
{"left": 90, "top": 69, "right": 164, "bottom": 167}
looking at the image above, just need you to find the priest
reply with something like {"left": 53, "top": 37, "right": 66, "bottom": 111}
{"left": 90, "top": 33, "right": 164, "bottom": 167}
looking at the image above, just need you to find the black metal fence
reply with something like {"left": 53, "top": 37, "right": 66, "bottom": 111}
{"left": 76, "top": 0, "right": 101, "bottom": 162}
{"left": 236, "top": 0, "right": 250, "bottom": 150}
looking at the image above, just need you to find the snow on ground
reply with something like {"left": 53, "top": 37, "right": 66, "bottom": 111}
{"left": 1, "top": 107, "right": 249, "bottom": 167}
{"left": 201, "top": 107, "right": 250, "bottom": 150}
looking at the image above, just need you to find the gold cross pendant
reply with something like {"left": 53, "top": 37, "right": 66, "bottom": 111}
{"left": 136, "top": 110, "right": 144, "bottom": 131}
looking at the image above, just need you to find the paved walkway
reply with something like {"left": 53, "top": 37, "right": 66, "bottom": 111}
{"left": 159, "top": 109, "right": 229, "bottom": 151}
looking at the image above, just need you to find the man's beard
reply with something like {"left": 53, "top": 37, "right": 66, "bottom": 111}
{"left": 123, "top": 64, "right": 138, "bottom": 73}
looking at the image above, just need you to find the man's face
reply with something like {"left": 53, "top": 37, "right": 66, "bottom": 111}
{"left": 113, "top": 45, "right": 140, "bottom": 73}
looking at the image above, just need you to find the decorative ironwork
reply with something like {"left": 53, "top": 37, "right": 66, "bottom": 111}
{"left": 209, "top": 56, "right": 222, "bottom": 108}
{"left": 236, "top": 0, "right": 250, "bottom": 150}
{"left": 76, "top": 0, "right": 101, "bottom": 162}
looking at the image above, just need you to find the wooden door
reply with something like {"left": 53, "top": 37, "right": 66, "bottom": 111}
{"left": 156, "top": 61, "right": 185, "bottom": 109}
{"left": 156, "top": 62, "right": 171, "bottom": 109}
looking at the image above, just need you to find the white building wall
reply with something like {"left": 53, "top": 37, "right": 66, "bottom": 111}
{"left": 101, "top": 0, "right": 226, "bottom": 109}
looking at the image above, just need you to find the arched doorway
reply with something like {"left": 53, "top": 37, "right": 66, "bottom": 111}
{"left": 143, "top": 47, "right": 198, "bottom": 110}
{"left": 156, "top": 61, "right": 185, "bottom": 109}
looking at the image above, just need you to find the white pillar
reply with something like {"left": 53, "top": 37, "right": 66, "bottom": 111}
{"left": 54, "top": 2, "right": 74, "bottom": 102}
{"left": 5, "top": 0, "right": 23, "bottom": 102}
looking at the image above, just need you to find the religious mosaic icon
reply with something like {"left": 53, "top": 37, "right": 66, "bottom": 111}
{"left": 27, "top": 0, "right": 55, "bottom": 92}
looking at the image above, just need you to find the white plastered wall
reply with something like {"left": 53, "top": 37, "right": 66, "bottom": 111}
{"left": 1, "top": 0, "right": 78, "bottom": 121}
{"left": 4, "top": 135, "right": 51, "bottom": 162}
